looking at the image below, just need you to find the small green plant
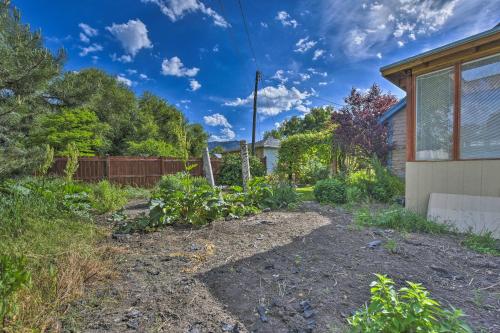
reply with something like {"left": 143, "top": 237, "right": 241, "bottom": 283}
{"left": 462, "top": 231, "right": 500, "bottom": 256}
{"left": 348, "top": 274, "right": 472, "bottom": 333}
{"left": 63, "top": 143, "right": 79, "bottom": 182}
{"left": 90, "top": 180, "right": 128, "bottom": 214}
{"left": 383, "top": 239, "right": 397, "bottom": 253}
{"left": 355, "top": 206, "right": 451, "bottom": 234}
{"left": 314, "top": 177, "right": 347, "bottom": 204}
{"left": 0, "top": 255, "right": 31, "bottom": 328}
{"left": 37, "top": 144, "right": 54, "bottom": 177}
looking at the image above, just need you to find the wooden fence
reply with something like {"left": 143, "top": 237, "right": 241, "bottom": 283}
{"left": 50, "top": 155, "right": 265, "bottom": 187}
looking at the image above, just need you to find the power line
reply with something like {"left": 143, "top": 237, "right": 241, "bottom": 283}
{"left": 237, "top": 0, "right": 259, "bottom": 69}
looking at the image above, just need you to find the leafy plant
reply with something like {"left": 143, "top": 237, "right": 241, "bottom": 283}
{"left": 0, "top": 255, "right": 31, "bottom": 328}
{"left": 348, "top": 274, "right": 472, "bottom": 333}
{"left": 355, "top": 206, "right": 451, "bottom": 234}
{"left": 37, "top": 145, "right": 55, "bottom": 177}
{"left": 90, "top": 180, "right": 128, "bottom": 214}
{"left": 314, "top": 177, "right": 347, "bottom": 204}
{"left": 63, "top": 143, "right": 79, "bottom": 182}
{"left": 369, "top": 157, "right": 404, "bottom": 203}
{"left": 217, "top": 153, "right": 266, "bottom": 186}
{"left": 126, "top": 138, "right": 180, "bottom": 157}
{"left": 462, "top": 231, "right": 500, "bottom": 256}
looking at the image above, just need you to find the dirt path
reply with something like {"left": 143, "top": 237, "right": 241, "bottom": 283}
{"left": 66, "top": 202, "right": 500, "bottom": 333}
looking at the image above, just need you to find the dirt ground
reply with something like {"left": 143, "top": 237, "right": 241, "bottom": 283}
{"left": 65, "top": 201, "right": 500, "bottom": 333}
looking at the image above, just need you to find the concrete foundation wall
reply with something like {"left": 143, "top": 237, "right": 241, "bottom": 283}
{"left": 406, "top": 160, "right": 500, "bottom": 218}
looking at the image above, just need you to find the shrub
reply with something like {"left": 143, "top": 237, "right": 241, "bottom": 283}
{"left": 89, "top": 180, "right": 128, "bottom": 214}
{"left": 0, "top": 255, "right": 31, "bottom": 327}
{"left": 217, "top": 153, "right": 266, "bottom": 186}
{"left": 314, "top": 177, "right": 347, "bottom": 204}
{"left": 348, "top": 274, "right": 472, "bottom": 332}
{"left": 355, "top": 206, "right": 451, "bottom": 234}
{"left": 126, "top": 139, "right": 180, "bottom": 157}
{"left": 346, "top": 169, "right": 374, "bottom": 202}
{"left": 369, "top": 157, "right": 404, "bottom": 202}
{"left": 63, "top": 143, "right": 79, "bottom": 182}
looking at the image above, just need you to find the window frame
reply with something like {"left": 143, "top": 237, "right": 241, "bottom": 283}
{"left": 411, "top": 52, "right": 500, "bottom": 162}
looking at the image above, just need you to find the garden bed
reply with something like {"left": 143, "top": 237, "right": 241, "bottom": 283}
{"left": 66, "top": 202, "right": 500, "bottom": 332}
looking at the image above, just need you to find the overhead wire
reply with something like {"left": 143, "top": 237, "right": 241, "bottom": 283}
{"left": 236, "top": 0, "right": 259, "bottom": 70}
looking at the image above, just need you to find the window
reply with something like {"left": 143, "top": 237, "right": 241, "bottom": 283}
{"left": 415, "top": 68, "right": 454, "bottom": 160}
{"left": 460, "top": 54, "right": 500, "bottom": 159}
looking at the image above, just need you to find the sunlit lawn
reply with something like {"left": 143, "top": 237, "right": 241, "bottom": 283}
{"left": 297, "top": 186, "right": 315, "bottom": 201}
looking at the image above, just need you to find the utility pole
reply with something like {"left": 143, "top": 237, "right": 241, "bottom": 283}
{"left": 251, "top": 70, "right": 261, "bottom": 156}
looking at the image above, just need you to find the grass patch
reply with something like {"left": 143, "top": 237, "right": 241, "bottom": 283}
{"left": 296, "top": 186, "right": 314, "bottom": 201}
{"left": 355, "top": 206, "right": 500, "bottom": 256}
{"left": 0, "top": 177, "right": 137, "bottom": 331}
{"left": 462, "top": 232, "right": 500, "bottom": 256}
{"left": 355, "top": 206, "right": 451, "bottom": 234}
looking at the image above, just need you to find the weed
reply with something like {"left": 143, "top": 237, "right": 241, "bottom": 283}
{"left": 348, "top": 274, "right": 472, "bottom": 332}
{"left": 383, "top": 239, "right": 397, "bottom": 253}
{"left": 462, "top": 231, "right": 500, "bottom": 256}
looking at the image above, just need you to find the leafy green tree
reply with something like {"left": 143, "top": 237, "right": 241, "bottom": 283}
{"left": 187, "top": 123, "right": 208, "bottom": 157}
{"left": 264, "top": 107, "right": 334, "bottom": 139}
{"left": 126, "top": 139, "right": 180, "bottom": 157}
{"left": 0, "top": 0, "right": 63, "bottom": 178}
{"left": 31, "top": 107, "right": 110, "bottom": 156}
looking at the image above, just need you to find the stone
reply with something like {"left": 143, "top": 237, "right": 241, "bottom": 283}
{"left": 368, "top": 240, "right": 382, "bottom": 248}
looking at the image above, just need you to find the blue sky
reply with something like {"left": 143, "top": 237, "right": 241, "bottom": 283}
{"left": 15, "top": 0, "right": 499, "bottom": 141}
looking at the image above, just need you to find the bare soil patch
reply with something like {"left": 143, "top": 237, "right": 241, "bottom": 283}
{"left": 66, "top": 202, "right": 500, "bottom": 333}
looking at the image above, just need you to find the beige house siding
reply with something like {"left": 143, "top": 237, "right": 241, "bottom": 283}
{"left": 405, "top": 160, "right": 500, "bottom": 216}
{"left": 390, "top": 107, "right": 406, "bottom": 177}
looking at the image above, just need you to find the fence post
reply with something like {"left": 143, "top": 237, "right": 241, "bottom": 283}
{"left": 202, "top": 147, "right": 215, "bottom": 187}
{"left": 159, "top": 157, "right": 164, "bottom": 176}
{"left": 240, "top": 140, "right": 251, "bottom": 191}
{"left": 105, "top": 155, "right": 111, "bottom": 181}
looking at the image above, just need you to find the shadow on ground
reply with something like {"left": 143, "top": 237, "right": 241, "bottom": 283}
{"left": 199, "top": 207, "right": 500, "bottom": 333}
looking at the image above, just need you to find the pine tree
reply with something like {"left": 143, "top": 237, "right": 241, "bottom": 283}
{"left": 0, "top": 0, "right": 64, "bottom": 178}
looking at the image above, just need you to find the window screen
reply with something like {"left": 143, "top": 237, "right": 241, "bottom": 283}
{"left": 460, "top": 54, "right": 500, "bottom": 159}
{"left": 415, "top": 67, "right": 454, "bottom": 160}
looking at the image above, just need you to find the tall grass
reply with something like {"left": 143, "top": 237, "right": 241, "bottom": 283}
{"left": 0, "top": 177, "right": 132, "bottom": 331}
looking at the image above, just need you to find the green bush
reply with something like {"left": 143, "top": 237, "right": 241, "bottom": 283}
{"left": 349, "top": 274, "right": 472, "bottom": 332}
{"left": 139, "top": 174, "right": 299, "bottom": 231}
{"left": 0, "top": 255, "right": 31, "bottom": 327}
{"left": 355, "top": 206, "right": 451, "bottom": 234}
{"left": 126, "top": 139, "right": 181, "bottom": 157}
{"left": 314, "top": 177, "right": 347, "bottom": 204}
{"left": 89, "top": 180, "right": 128, "bottom": 214}
{"left": 217, "top": 153, "right": 266, "bottom": 186}
{"left": 462, "top": 231, "right": 500, "bottom": 256}
{"left": 346, "top": 169, "right": 374, "bottom": 202}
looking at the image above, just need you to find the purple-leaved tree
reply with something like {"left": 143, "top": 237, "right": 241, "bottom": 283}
{"left": 332, "top": 84, "right": 397, "bottom": 171}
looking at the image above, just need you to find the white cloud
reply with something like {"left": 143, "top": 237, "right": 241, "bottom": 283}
{"left": 376, "top": 52, "right": 382, "bottom": 59}
{"left": 224, "top": 84, "right": 312, "bottom": 116}
{"left": 204, "top": 113, "right": 232, "bottom": 128}
{"left": 275, "top": 11, "right": 298, "bottom": 28}
{"left": 161, "top": 56, "right": 199, "bottom": 77}
{"left": 213, "top": 44, "right": 219, "bottom": 52}
{"left": 106, "top": 19, "right": 152, "bottom": 57}
{"left": 318, "top": 81, "right": 328, "bottom": 86}
{"left": 79, "top": 33, "right": 90, "bottom": 43}
{"left": 78, "top": 23, "right": 98, "bottom": 39}
{"left": 127, "top": 69, "right": 138, "bottom": 75}
{"left": 139, "top": 73, "right": 149, "bottom": 80}
{"left": 79, "top": 43, "right": 103, "bottom": 56}
{"left": 272, "top": 69, "right": 288, "bottom": 83}
{"left": 313, "top": 49, "right": 325, "bottom": 60}
{"left": 299, "top": 73, "right": 311, "bottom": 81}
{"left": 397, "top": 40, "right": 405, "bottom": 47}
{"left": 141, "top": 0, "right": 229, "bottom": 28}
{"left": 294, "top": 37, "right": 316, "bottom": 53}
{"left": 317, "top": 0, "right": 492, "bottom": 59}
{"left": 209, "top": 127, "right": 236, "bottom": 141}
{"left": 189, "top": 79, "right": 201, "bottom": 91}
{"left": 260, "top": 22, "right": 268, "bottom": 28}
{"left": 116, "top": 75, "right": 133, "bottom": 87}
{"left": 307, "top": 68, "right": 328, "bottom": 77}
{"left": 111, "top": 53, "right": 133, "bottom": 63}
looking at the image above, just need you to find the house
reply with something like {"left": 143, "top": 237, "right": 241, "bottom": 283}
{"left": 378, "top": 97, "right": 407, "bottom": 177}
{"left": 380, "top": 24, "right": 500, "bottom": 236}
{"left": 254, "top": 137, "right": 280, "bottom": 174}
